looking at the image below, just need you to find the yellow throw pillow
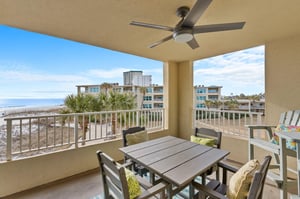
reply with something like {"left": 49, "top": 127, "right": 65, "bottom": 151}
{"left": 125, "top": 168, "right": 142, "bottom": 199}
{"left": 126, "top": 130, "right": 148, "bottom": 145}
{"left": 227, "top": 159, "right": 260, "bottom": 199}
{"left": 190, "top": 135, "right": 215, "bottom": 147}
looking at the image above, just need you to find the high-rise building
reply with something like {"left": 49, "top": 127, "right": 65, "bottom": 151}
{"left": 132, "top": 75, "right": 152, "bottom": 87}
{"left": 123, "top": 71, "right": 143, "bottom": 86}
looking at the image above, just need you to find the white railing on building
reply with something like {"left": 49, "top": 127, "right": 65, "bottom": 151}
{"left": 2, "top": 108, "right": 164, "bottom": 161}
{"left": 193, "top": 108, "right": 263, "bottom": 137}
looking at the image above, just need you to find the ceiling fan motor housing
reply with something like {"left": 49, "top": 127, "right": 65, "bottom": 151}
{"left": 176, "top": 6, "right": 190, "bottom": 18}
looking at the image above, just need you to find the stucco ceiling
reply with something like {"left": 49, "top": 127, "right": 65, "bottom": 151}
{"left": 1, "top": 0, "right": 300, "bottom": 62}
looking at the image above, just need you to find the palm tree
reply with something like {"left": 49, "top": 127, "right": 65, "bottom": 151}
{"left": 224, "top": 99, "right": 239, "bottom": 110}
{"left": 62, "top": 91, "right": 136, "bottom": 139}
{"left": 104, "top": 91, "right": 136, "bottom": 135}
{"left": 100, "top": 82, "right": 113, "bottom": 94}
{"left": 212, "top": 100, "right": 222, "bottom": 109}
{"left": 204, "top": 100, "right": 213, "bottom": 109}
{"left": 95, "top": 91, "right": 136, "bottom": 135}
{"left": 139, "top": 86, "right": 147, "bottom": 109}
{"left": 63, "top": 93, "right": 97, "bottom": 142}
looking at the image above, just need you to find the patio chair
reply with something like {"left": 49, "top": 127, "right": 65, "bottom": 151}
{"left": 247, "top": 110, "right": 299, "bottom": 199}
{"left": 96, "top": 150, "right": 168, "bottom": 199}
{"left": 122, "top": 127, "right": 148, "bottom": 177}
{"left": 192, "top": 128, "right": 222, "bottom": 182}
{"left": 192, "top": 155, "right": 272, "bottom": 199}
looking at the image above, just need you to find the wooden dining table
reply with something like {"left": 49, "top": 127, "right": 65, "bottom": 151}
{"left": 119, "top": 135, "right": 230, "bottom": 198}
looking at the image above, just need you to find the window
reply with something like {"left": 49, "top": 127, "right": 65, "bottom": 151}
{"left": 144, "top": 96, "right": 152, "bottom": 101}
{"left": 89, "top": 87, "right": 99, "bottom": 93}
{"left": 208, "top": 89, "right": 218, "bottom": 93}
{"left": 143, "top": 104, "right": 152, "bottom": 108}
{"left": 196, "top": 96, "right": 206, "bottom": 101}
{"left": 196, "top": 88, "right": 206, "bottom": 93}
{"left": 146, "top": 88, "right": 153, "bottom": 93}
{"left": 196, "top": 104, "right": 205, "bottom": 108}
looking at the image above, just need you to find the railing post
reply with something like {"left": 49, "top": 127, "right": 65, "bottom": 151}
{"left": 136, "top": 110, "right": 140, "bottom": 127}
{"left": 74, "top": 115, "right": 78, "bottom": 148}
{"left": 162, "top": 108, "right": 165, "bottom": 129}
{"left": 6, "top": 119, "right": 12, "bottom": 161}
{"left": 257, "top": 113, "right": 262, "bottom": 125}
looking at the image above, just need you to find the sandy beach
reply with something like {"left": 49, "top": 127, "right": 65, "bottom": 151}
{"left": 0, "top": 105, "right": 71, "bottom": 161}
{"left": 0, "top": 105, "right": 65, "bottom": 126}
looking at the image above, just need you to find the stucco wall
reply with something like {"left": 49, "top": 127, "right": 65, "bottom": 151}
{"left": 265, "top": 34, "right": 300, "bottom": 123}
{"left": 163, "top": 61, "right": 179, "bottom": 137}
{"left": 0, "top": 130, "right": 169, "bottom": 197}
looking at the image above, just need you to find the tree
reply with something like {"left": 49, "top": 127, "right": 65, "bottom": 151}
{"left": 212, "top": 100, "right": 222, "bottom": 109}
{"left": 204, "top": 100, "right": 213, "bottom": 109}
{"left": 63, "top": 93, "right": 97, "bottom": 142}
{"left": 104, "top": 91, "right": 136, "bottom": 134}
{"left": 62, "top": 91, "right": 136, "bottom": 139}
{"left": 224, "top": 99, "right": 239, "bottom": 110}
{"left": 100, "top": 82, "right": 113, "bottom": 94}
{"left": 139, "top": 86, "right": 147, "bottom": 109}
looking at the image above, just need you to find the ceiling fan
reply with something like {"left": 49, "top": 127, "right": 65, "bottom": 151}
{"left": 130, "top": 0, "right": 245, "bottom": 49}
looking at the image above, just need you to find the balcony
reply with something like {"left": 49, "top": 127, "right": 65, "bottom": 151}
{"left": 1, "top": 109, "right": 165, "bottom": 162}
{"left": 1, "top": 1, "right": 300, "bottom": 198}
{"left": 2, "top": 107, "right": 296, "bottom": 198}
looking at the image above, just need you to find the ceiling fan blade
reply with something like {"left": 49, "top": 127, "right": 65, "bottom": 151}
{"left": 193, "top": 22, "right": 246, "bottom": 34}
{"left": 148, "top": 35, "right": 173, "bottom": 48}
{"left": 187, "top": 37, "right": 200, "bottom": 49}
{"left": 130, "top": 21, "right": 174, "bottom": 31}
{"left": 182, "top": 0, "right": 212, "bottom": 27}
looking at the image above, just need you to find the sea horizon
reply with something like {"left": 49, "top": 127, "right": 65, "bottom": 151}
{"left": 0, "top": 98, "right": 65, "bottom": 109}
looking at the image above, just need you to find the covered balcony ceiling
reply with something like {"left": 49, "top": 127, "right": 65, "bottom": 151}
{"left": 0, "top": 0, "right": 300, "bottom": 62}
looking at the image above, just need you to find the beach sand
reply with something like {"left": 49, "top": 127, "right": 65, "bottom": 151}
{"left": 0, "top": 105, "right": 68, "bottom": 161}
{"left": 0, "top": 105, "right": 65, "bottom": 126}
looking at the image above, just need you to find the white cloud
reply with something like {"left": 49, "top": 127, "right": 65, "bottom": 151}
{"left": 0, "top": 70, "right": 88, "bottom": 82}
{"left": 194, "top": 46, "right": 265, "bottom": 95}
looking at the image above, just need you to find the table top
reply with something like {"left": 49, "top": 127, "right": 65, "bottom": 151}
{"left": 119, "top": 136, "right": 229, "bottom": 187}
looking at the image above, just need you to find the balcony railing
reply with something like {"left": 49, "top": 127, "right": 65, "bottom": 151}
{"left": 193, "top": 108, "right": 263, "bottom": 137}
{"left": 2, "top": 108, "right": 164, "bottom": 161}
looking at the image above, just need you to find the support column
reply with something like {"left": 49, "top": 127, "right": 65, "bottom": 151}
{"left": 163, "top": 61, "right": 193, "bottom": 139}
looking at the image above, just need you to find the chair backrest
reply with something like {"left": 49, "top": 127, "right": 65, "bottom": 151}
{"left": 247, "top": 155, "right": 272, "bottom": 199}
{"left": 279, "top": 110, "right": 300, "bottom": 126}
{"left": 195, "top": 127, "right": 222, "bottom": 148}
{"left": 97, "top": 150, "right": 130, "bottom": 199}
{"left": 122, "top": 126, "right": 146, "bottom": 147}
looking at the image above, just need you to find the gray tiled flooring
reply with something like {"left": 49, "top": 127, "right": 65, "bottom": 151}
{"left": 4, "top": 170, "right": 103, "bottom": 199}
{"left": 3, "top": 168, "right": 297, "bottom": 199}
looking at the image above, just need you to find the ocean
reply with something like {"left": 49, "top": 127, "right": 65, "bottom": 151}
{"left": 0, "top": 98, "right": 65, "bottom": 109}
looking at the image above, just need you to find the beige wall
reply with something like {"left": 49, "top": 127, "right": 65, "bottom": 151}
{"left": 163, "top": 61, "right": 194, "bottom": 139}
{"left": 177, "top": 61, "right": 194, "bottom": 140}
{"left": 0, "top": 130, "right": 169, "bottom": 197}
{"left": 163, "top": 61, "right": 178, "bottom": 137}
{"left": 265, "top": 34, "right": 300, "bottom": 124}
{"left": 0, "top": 139, "right": 123, "bottom": 197}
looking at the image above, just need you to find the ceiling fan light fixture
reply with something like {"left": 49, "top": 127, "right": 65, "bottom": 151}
{"left": 173, "top": 30, "right": 193, "bottom": 43}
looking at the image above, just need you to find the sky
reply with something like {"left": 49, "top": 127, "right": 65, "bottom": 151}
{"left": 0, "top": 25, "right": 264, "bottom": 99}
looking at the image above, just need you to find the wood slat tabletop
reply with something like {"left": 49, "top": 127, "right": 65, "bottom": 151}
{"left": 120, "top": 136, "right": 230, "bottom": 189}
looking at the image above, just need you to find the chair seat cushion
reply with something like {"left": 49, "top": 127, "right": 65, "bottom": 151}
{"left": 125, "top": 168, "right": 142, "bottom": 199}
{"left": 190, "top": 135, "right": 215, "bottom": 147}
{"left": 126, "top": 130, "right": 148, "bottom": 145}
{"left": 270, "top": 124, "right": 300, "bottom": 150}
{"left": 227, "top": 159, "right": 260, "bottom": 199}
